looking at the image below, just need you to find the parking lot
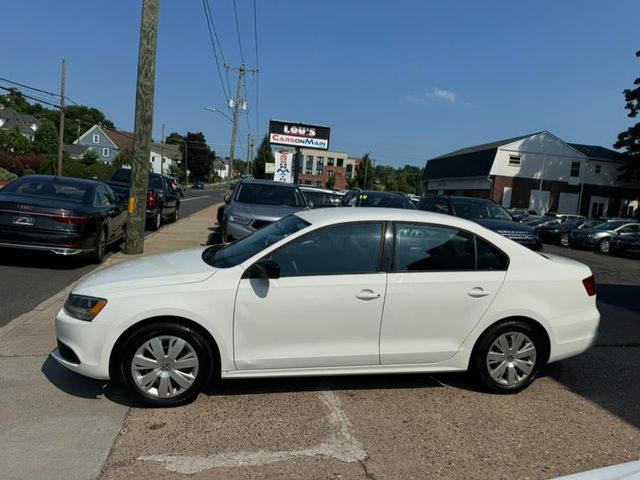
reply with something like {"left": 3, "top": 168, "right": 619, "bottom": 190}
{"left": 94, "top": 244, "right": 639, "bottom": 480}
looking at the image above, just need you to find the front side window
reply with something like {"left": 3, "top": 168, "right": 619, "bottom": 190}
{"left": 270, "top": 222, "right": 383, "bottom": 277}
{"left": 395, "top": 223, "right": 475, "bottom": 271}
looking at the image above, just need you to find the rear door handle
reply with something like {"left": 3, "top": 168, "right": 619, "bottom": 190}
{"left": 356, "top": 289, "right": 381, "bottom": 301}
{"left": 468, "top": 287, "right": 490, "bottom": 298}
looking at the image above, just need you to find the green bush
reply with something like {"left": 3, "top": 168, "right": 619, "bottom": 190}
{"left": 0, "top": 166, "right": 17, "bottom": 181}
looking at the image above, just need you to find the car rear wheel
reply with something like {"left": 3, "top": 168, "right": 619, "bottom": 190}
{"left": 91, "top": 228, "right": 107, "bottom": 264}
{"left": 118, "top": 322, "right": 213, "bottom": 407}
{"left": 599, "top": 238, "right": 610, "bottom": 254}
{"left": 560, "top": 233, "right": 570, "bottom": 247}
{"left": 149, "top": 211, "right": 161, "bottom": 231}
{"left": 472, "top": 320, "right": 543, "bottom": 393}
{"left": 169, "top": 206, "right": 179, "bottom": 223}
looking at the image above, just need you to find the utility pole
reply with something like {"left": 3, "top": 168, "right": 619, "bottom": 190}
{"left": 184, "top": 140, "right": 189, "bottom": 186}
{"left": 57, "top": 59, "right": 66, "bottom": 176}
{"left": 246, "top": 133, "right": 253, "bottom": 176}
{"left": 125, "top": 0, "right": 160, "bottom": 255}
{"left": 225, "top": 64, "right": 258, "bottom": 193}
{"left": 160, "top": 122, "right": 165, "bottom": 175}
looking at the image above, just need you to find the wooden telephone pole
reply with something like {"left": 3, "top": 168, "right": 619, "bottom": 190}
{"left": 124, "top": 0, "right": 160, "bottom": 255}
{"left": 56, "top": 59, "right": 66, "bottom": 176}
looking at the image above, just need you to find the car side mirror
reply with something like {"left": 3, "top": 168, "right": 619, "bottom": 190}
{"left": 224, "top": 195, "right": 231, "bottom": 204}
{"left": 245, "top": 259, "right": 280, "bottom": 279}
{"left": 307, "top": 201, "right": 314, "bottom": 209}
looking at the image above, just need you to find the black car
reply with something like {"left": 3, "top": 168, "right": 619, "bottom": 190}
{"left": 538, "top": 218, "right": 602, "bottom": 247}
{"left": 0, "top": 175, "right": 127, "bottom": 263}
{"left": 342, "top": 189, "right": 417, "bottom": 209}
{"left": 570, "top": 220, "right": 640, "bottom": 253}
{"left": 192, "top": 181, "right": 205, "bottom": 189}
{"left": 508, "top": 208, "right": 537, "bottom": 222}
{"left": 417, "top": 195, "right": 542, "bottom": 251}
{"left": 610, "top": 233, "right": 640, "bottom": 258}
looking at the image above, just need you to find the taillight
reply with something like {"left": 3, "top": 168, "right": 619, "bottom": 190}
{"left": 53, "top": 216, "right": 88, "bottom": 225}
{"left": 147, "top": 192, "right": 156, "bottom": 208}
{"left": 582, "top": 275, "right": 596, "bottom": 296}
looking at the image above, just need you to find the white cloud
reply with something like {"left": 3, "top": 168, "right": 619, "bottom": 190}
{"left": 406, "top": 88, "right": 458, "bottom": 104}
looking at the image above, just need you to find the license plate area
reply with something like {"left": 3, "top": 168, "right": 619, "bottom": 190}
{"left": 13, "top": 215, "right": 35, "bottom": 226}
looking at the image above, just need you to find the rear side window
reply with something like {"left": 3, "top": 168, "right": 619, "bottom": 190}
{"left": 394, "top": 223, "right": 508, "bottom": 272}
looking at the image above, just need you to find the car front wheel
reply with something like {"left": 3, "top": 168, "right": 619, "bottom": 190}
{"left": 118, "top": 322, "right": 213, "bottom": 407}
{"left": 472, "top": 320, "right": 544, "bottom": 393}
{"left": 599, "top": 238, "right": 610, "bottom": 254}
{"left": 560, "top": 233, "right": 570, "bottom": 247}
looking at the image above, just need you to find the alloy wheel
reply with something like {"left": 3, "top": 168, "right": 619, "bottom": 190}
{"left": 560, "top": 233, "right": 569, "bottom": 247}
{"left": 599, "top": 239, "right": 610, "bottom": 254}
{"left": 130, "top": 335, "right": 200, "bottom": 398}
{"left": 486, "top": 332, "right": 537, "bottom": 387}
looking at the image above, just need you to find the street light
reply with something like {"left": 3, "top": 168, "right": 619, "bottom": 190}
{"left": 204, "top": 107, "right": 233, "bottom": 189}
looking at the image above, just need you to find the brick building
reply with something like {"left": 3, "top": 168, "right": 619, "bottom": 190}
{"left": 294, "top": 148, "right": 358, "bottom": 189}
{"left": 422, "top": 131, "right": 639, "bottom": 218}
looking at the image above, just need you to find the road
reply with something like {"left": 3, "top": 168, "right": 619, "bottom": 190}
{"left": 0, "top": 184, "right": 225, "bottom": 327}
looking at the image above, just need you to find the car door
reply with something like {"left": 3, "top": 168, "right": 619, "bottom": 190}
{"left": 617, "top": 223, "right": 640, "bottom": 237}
{"left": 233, "top": 222, "right": 386, "bottom": 370}
{"left": 380, "top": 222, "right": 508, "bottom": 364}
{"left": 94, "top": 186, "right": 116, "bottom": 242}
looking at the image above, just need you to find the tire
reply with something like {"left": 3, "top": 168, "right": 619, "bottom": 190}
{"left": 169, "top": 206, "right": 179, "bottom": 223}
{"left": 118, "top": 322, "right": 213, "bottom": 407}
{"left": 91, "top": 227, "right": 107, "bottom": 264}
{"left": 599, "top": 238, "right": 610, "bottom": 254}
{"left": 560, "top": 233, "right": 570, "bottom": 247}
{"left": 148, "top": 211, "right": 161, "bottom": 231}
{"left": 472, "top": 320, "right": 545, "bottom": 394}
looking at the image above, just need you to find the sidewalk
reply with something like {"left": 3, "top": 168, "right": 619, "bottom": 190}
{"left": 0, "top": 202, "right": 221, "bottom": 480}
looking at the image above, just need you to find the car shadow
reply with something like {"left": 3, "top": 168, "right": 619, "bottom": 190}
{"left": 41, "top": 355, "right": 133, "bottom": 407}
{"left": 205, "top": 228, "right": 223, "bottom": 246}
{"left": 0, "top": 242, "right": 122, "bottom": 270}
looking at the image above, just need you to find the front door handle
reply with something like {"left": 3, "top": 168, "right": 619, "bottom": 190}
{"left": 468, "top": 287, "right": 490, "bottom": 298}
{"left": 356, "top": 289, "right": 380, "bottom": 301}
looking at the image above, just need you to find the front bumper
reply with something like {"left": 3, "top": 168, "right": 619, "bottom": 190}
{"left": 569, "top": 235, "right": 599, "bottom": 249}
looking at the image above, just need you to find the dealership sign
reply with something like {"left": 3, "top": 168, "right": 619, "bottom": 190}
{"left": 269, "top": 120, "right": 330, "bottom": 151}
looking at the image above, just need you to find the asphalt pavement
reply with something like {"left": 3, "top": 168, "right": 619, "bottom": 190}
{"left": 0, "top": 184, "right": 225, "bottom": 327}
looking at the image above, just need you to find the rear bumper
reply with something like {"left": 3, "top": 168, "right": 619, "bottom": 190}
{"left": 0, "top": 230, "right": 95, "bottom": 255}
{"left": 548, "top": 307, "right": 600, "bottom": 363}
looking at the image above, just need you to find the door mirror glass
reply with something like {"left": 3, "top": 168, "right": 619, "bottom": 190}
{"left": 246, "top": 259, "right": 280, "bottom": 279}
{"left": 224, "top": 195, "right": 231, "bottom": 204}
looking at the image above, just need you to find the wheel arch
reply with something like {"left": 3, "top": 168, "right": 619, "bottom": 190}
{"left": 108, "top": 315, "right": 222, "bottom": 382}
{"left": 469, "top": 315, "right": 551, "bottom": 369}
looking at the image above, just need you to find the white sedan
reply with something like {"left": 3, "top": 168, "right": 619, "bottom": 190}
{"left": 52, "top": 208, "right": 599, "bottom": 407}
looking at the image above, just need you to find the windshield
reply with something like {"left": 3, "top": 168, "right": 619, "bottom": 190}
{"left": 450, "top": 198, "right": 512, "bottom": 220}
{"left": 594, "top": 221, "right": 626, "bottom": 230}
{"left": 203, "top": 214, "right": 310, "bottom": 268}
{"left": 359, "top": 193, "right": 417, "bottom": 209}
{"left": 235, "top": 183, "right": 306, "bottom": 207}
{"left": 560, "top": 219, "right": 583, "bottom": 229}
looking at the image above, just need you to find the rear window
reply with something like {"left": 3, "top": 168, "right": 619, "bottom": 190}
{"left": 359, "top": 193, "right": 416, "bottom": 209}
{"left": 3, "top": 178, "right": 92, "bottom": 204}
{"left": 303, "top": 190, "right": 341, "bottom": 208}
{"left": 235, "top": 183, "right": 306, "bottom": 207}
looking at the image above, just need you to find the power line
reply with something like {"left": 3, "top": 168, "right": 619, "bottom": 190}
{"left": 0, "top": 77, "right": 81, "bottom": 106}
{"left": 0, "top": 85, "right": 60, "bottom": 109}
{"left": 232, "top": 0, "right": 245, "bottom": 64}
{"left": 202, "top": 0, "right": 231, "bottom": 101}
{"left": 204, "top": 0, "right": 233, "bottom": 97}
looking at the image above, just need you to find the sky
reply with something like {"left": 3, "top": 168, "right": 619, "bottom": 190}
{"left": 2, "top": 0, "right": 639, "bottom": 168}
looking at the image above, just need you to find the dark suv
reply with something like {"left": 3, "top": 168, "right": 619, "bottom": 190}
{"left": 417, "top": 196, "right": 542, "bottom": 251}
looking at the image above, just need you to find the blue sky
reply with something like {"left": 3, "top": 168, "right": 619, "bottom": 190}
{"left": 2, "top": 0, "right": 639, "bottom": 167}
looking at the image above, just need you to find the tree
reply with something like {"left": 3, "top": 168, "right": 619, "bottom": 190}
{"left": 326, "top": 175, "right": 336, "bottom": 189}
{"left": 32, "top": 119, "right": 58, "bottom": 155}
{"left": 0, "top": 127, "right": 31, "bottom": 155}
{"left": 113, "top": 150, "right": 132, "bottom": 168}
{"left": 252, "top": 135, "right": 274, "bottom": 179}
{"left": 181, "top": 132, "right": 214, "bottom": 181}
{"left": 614, "top": 50, "right": 640, "bottom": 181}
{"left": 81, "top": 148, "right": 99, "bottom": 166}
{"left": 355, "top": 152, "right": 374, "bottom": 189}
{"left": 165, "top": 132, "right": 184, "bottom": 145}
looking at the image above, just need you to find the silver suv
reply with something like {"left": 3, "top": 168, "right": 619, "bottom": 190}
{"left": 221, "top": 179, "right": 308, "bottom": 242}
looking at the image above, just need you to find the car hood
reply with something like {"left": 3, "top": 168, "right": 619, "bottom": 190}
{"left": 74, "top": 247, "right": 216, "bottom": 295}
{"left": 474, "top": 218, "right": 535, "bottom": 234}
{"left": 228, "top": 202, "right": 306, "bottom": 221}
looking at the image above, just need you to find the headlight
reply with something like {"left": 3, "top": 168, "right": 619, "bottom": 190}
{"left": 228, "top": 214, "right": 253, "bottom": 225}
{"left": 64, "top": 294, "right": 108, "bottom": 321}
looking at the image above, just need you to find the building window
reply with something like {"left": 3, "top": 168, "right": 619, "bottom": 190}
{"left": 316, "top": 157, "right": 324, "bottom": 173}
{"left": 305, "top": 157, "right": 313, "bottom": 174}
{"left": 315, "top": 180, "right": 322, "bottom": 188}
{"left": 307, "top": 155, "right": 313, "bottom": 164}
{"left": 337, "top": 158, "right": 344, "bottom": 167}
{"left": 346, "top": 164, "right": 353, "bottom": 178}
{"left": 102, "top": 147, "right": 110, "bottom": 157}
{"left": 328, "top": 157, "right": 334, "bottom": 166}
{"left": 508, "top": 155, "right": 520, "bottom": 166}
{"left": 327, "top": 170, "right": 334, "bottom": 177}
{"left": 595, "top": 164, "right": 602, "bottom": 174}
{"left": 570, "top": 162, "right": 580, "bottom": 177}
{"left": 304, "top": 180, "right": 312, "bottom": 185}
{"left": 92, "top": 134, "right": 100, "bottom": 143}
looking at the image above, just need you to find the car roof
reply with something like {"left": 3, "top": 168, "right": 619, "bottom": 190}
{"left": 431, "top": 195, "right": 494, "bottom": 203}
{"left": 295, "top": 206, "right": 485, "bottom": 231}
{"left": 240, "top": 179, "right": 299, "bottom": 188}
{"left": 299, "top": 186, "right": 340, "bottom": 194}
{"left": 11, "top": 174, "right": 103, "bottom": 188}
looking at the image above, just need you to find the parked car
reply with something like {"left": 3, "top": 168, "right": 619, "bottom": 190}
{"left": 569, "top": 219, "right": 640, "bottom": 253}
{"left": 107, "top": 168, "right": 180, "bottom": 231}
{"left": 0, "top": 175, "right": 126, "bottom": 263}
{"left": 538, "top": 218, "right": 601, "bottom": 247}
{"left": 544, "top": 212, "right": 586, "bottom": 222}
{"left": 342, "top": 189, "right": 417, "bottom": 209}
{"left": 299, "top": 186, "right": 342, "bottom": 208}
{"left": 609, "top": 233, "right": 640, "bottom": 258}
{"left": 508, "top": 208, "right": 537, "bottom": 222}
{"left": 221, "top": 179, "right": 307, "bottom": 242}
{"left": 52, "top": 207, "right": 599, "bottom": 407}
{"left": 192, "top": 181, "right": 205, "bottom": 190}
{"left": 417, "top": 196, "right": 542, "bottom": 251}
{"left": 168, "top": 177, "right": 185, "bottom": 197}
